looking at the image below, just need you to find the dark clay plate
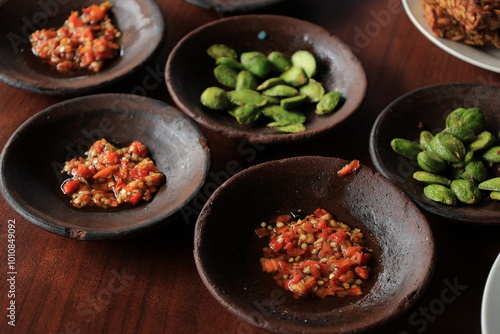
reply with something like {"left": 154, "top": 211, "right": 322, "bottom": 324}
{"left": 369, "top": 83, "right": 500, "bottom": 224}
{"left": 165, "top": 15, "right": 367, "bottom": 144}
{"left": 0, "top": 94, "right": 210, "bottom": 240}
{"left": 194, "top": 156, "right": 435, "bottom": 333}
{"left": 182, "top": 0, "right": 289, "bottom": 12}
{"left": 0, "top": 0, "right": 165, "bottom": 95}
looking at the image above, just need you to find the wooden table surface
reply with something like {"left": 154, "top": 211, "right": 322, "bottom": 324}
{"left": 1, "top": 0, "right": 500, "bottom": 333}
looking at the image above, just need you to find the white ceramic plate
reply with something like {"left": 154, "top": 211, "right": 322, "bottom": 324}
{"left": 482, "top": 253, "right": 500, "bottom": 334}
{"left": 402, "top": 0, "right": 500, "bottom": 73}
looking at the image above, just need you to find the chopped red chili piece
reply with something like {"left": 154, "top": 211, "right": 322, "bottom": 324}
{"left": 29, "top": 1, "right": 120, "bottom": 73}
{"left": 61, "top": 139, "right": 164, "bottom": 209}
{"left": 257, "top": 209, "right": 372, "bottom": 299}
{"left": 337, "top": 159, "right": 361, "bottom": 176}
{"left": 255, "top": 227, "right": 269, "bottom": 238}
{"left": 62, "top": 179, "right": 80, "bottom": 195}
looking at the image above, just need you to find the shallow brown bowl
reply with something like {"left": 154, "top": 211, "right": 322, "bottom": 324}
{"left": 0, "top": 94, "right": 210, "bottom": 240}
{"left": 194, "top": 156, "right": 435, "bottom": 333}
{"left": 369, "top": 83, "right": 500, "bottom": 224}
{"left": 0, "top": 0, "right": 165, "bottom": 95}
{"left": 165, "top": 15, "right": 367, "bottom": 144}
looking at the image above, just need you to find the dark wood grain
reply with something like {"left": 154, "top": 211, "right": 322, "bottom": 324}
{"left": 1, "top": 0, "right": 500, "bottom": 333}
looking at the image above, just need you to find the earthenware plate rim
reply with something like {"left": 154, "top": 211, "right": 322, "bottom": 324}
{"left": 165, "top": 14, "right": 367, "bottom": 145}
{"left": 369, "top": 82, "right": 500, "bottom": 224}
{"left": 0, "top": 0, "right": 166, "bottom": 95}
{"left": 0, "top": 93, "right": 210, "bottom": 240}
{"left": 194, "top": 155, "right": 435, "bottom": 333}
{"left": 182, "top": 0, "right": 289, "bottom": 11}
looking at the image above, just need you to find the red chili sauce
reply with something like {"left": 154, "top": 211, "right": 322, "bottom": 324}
{"left": 61, "top": 139, "right": 164, "bottom": 209}
{"left": 256, "top": 208, "right": 373, "bottom": 299}
{"left": 29, "top": 1, "right": 120, "bottom": 73}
